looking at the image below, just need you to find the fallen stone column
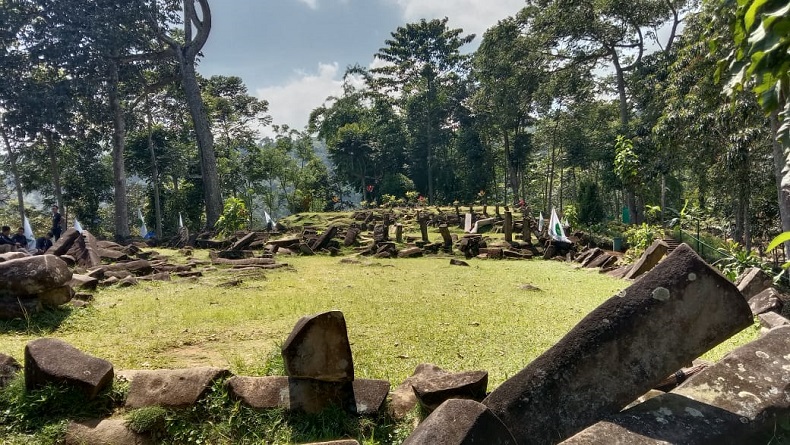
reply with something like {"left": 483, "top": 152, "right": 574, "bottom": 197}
{"left": 483, "top": 244, "right": 753, "bottom": 445}
{"left": 560, "top": 325, "right": 790, "bottom": 444}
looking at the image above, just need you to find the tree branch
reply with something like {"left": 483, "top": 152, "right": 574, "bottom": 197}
{"left": 621, "top": 26, "right": 644, "bottom": 72}
{"left": 184, "top": 0, "right": 212, "bottom": 60}
{"left": 664, "top": 0, "right": 680, "bottom": 53}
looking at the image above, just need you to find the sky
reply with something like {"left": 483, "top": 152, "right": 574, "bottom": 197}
{"left": 198, "top": 0, "right": 527, "bottom": 137}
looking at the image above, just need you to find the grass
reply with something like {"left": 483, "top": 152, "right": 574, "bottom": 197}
{"left": 0, "top": 251, "right": 761, "bottom": 444}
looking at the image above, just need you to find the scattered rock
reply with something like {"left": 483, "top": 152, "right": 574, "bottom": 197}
{"left": 0, "top": 353, "right": 21, "bottom": 388}
{"left": 125, "top": 367, "right": 231, "bottom": 409}
{"left": 736, "top": 267, "right": 774, "bottom": 299}
{"left": 449, "top": 259, "right": 469, "bottom": 266}
{"left": 412, "top": 370, "right": 488, "bottom": 411}
{"left": 403, "top": 399, "right": 517, "bottom": 445}
{"left": 282, "top": 311, "right": 354, "bottom": 382}
{"left": 38, "top": 285, "right": 74, "bottom": 307}
{"left": 65, "top": 418, "right": 153, "bottom": 445}
{"left": 25, "top": 338, "right": 114, "bottom": 399}
{"left": 390, "top": 363, "right": 449, "bottom": 419}
{"left": 758, "top": 311, "right": 790, "bottom": 329}
{"left": 624, "top": 239, "right": 668, "bottom": 280}
{"left": 0, "top": 255, "right": 72, "bottom": 297}
{"left": 748, "top": 287, "right": 784, "bottom": 316}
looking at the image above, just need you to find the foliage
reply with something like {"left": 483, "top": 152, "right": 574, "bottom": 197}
{"left": 563, "top": 204, "right": 579, "bottom": 229}
{"left": 215, "top": 197, "right": 249, "bottom": 237}
{"left": 714, "top": 240, "right": 770, "bottom": 281}
{"left": 613, "top": 136, "right": 640, "bottom": 189}
{"left": 577, "top": 180, "right": 606, "bottom": 226}
{"left": 624, "top": 223, "right": 664, "bottom": 257}
{"left": 125, "top": 405, "right": 168, "bottom": 435}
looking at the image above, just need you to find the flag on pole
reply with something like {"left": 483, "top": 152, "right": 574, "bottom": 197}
{"left": 23, "top": 216, "right": 35, "bottom": 251}
{"left": 179, "top": 212, "right": 184, "bottom": 228}
{"left": 538, "top": 212, "right": 544, "bottom": 232}
{"left": 73, "top": 219, "right": 83, "bottom": 233}
{"left": 137, "top": 209, "right": 147, "bottom": 237}
{"left": 549, "top": 207, "right": 570, "bottom": 243}
{"left": 264, "top": 210, "right": 275, "bottom": 227}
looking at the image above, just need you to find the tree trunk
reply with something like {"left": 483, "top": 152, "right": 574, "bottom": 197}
{"left": 44, "top": 131, "right": 63, "bottom": 213}
{"left": 178, "top": 56, "right": 222, "bottom": 229}
{"left": 1, "top": 125, "right": 25, "bottom": 226}
{"left": 146, "top": 102, "right": 163, "bottom": 239}
{"left": 109, "top": 60, "right": 130, "bottom": 239}
{"left": 771, "top": 112, "right": 790, "bottom": 252}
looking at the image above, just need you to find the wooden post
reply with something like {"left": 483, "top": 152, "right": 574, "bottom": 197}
{"left": 504, "top": 211, "right": 513, "bottom": 243}
{"left": 396, "top": 224, "right": 403, "bottom": 243}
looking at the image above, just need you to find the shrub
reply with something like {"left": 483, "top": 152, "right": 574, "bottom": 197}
{"left": 577, "top": 180, "right": 605, "bottom": 226}
{"left": 215, "top": 197, "right": 249, "bottom": 237}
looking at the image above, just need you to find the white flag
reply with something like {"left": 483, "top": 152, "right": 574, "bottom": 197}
{"left": 179, "top": 212, "right": 184, "bottom": 228}
{"left": 138, "top": 209, "right": 148, "bottom": 237}
{"left": 23, "top": 216, "right": 35, "bottom": 250}
{"left": 73, "top": 219, "right": 83, "bottom": 233}
{"left": 549, "top": 207, "right": 570, "bottom": 243}
{"left": 538, "top": 212, "right": 544, "bottom": 232}
{"left": 264, "top": 210, "right": 276, "bottom": 227}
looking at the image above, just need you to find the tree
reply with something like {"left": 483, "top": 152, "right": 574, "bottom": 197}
{"left": 371, "top": 18, "right": 474, "bottom": 203}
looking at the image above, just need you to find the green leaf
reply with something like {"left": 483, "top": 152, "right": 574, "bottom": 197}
{"left": 767, "top": 231, "right": 790, "bottom": 252}
{"left": 745, "top": 0, "right": 770, "bottom": 30}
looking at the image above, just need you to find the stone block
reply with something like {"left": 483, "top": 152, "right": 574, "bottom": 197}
{"left": 125, "top": 367, "right": 230, "bottom": 409}
{"left": 748, "top": 287, "right": 784, "bottom": 316}
{"left": 0, "top": 255, "right": 72, "bottom": 297}
{"left": 412, "top": 370, "right": 488, "bottom": 411}
{"left": 624, "top": 239, "right": 668, "bottom": 279}
{"left": 65, "top": 418, "right": 153, "bottom": 445}
{"left": 282, "top": 311, "right": 354, "bottom": 382}
{"left": 403, "top": 399, "right": 517, "bottom": 445}
{"left": 25, "top": 338, "right": 114, "bottom": 399}
{"left": 736, "top": 267, "right": 774, "bottom": 299}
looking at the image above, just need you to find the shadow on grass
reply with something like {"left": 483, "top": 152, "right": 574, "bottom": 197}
{"left": 0, "top": 306, "right": 74, "bottom": 335}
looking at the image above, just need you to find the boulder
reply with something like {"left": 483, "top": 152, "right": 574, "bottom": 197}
{"left": 98, "top": 248, "right": 130, "bottom": 261}
{"left": 125, "top": 367, "right": 230, "bottom": 409}
{"left": 38, "top": 284, "right": 74, "bottom": 307}
{"left": 0, "top": 252, "right": 29, "bottom": 262}
{"left": 229, "top": 232, "right": 258, "bottom": 251}
{"left": 736, "top": 267, "right": 774, "bottom": 299}
{"left": 282, "top": 311, "right": 354, "bottom": 382}
{"left": 758, "top": 311, "right": 790, "bottom": 329}
{"left": 312, "top": 225, "right": 339, "bottom": 251}
{"left": 624, "top": 239, "right": 668, "bottom": 279}
{"left": 397, "top": 247, "right": 423, "bottom": 258}
{"left": 25, "top": 338, "right": 114, "bottom": 399}
{"left": 403, "top": 399, "right": 517, "bottom": 445}
{"left": 118, "top": 276, "right": 139, "bottom": 287}
{"left": 585, "top": 253, "right": 614, "bottom": 269}
{"left": 69, "top": 274, "right": 100, "bottom": 291}
{"left": 0, "top": 255, "right": 72, "bottom": 297}
{"left": 391, "top": 363, "right": 450, "bottom": 419}
{"left": 0, "top": 353, "right": 21, "bottom": 388}
{"left": 579, "top": 248, "right": 604, "bottom": 268}
{"left": 483, "top": 244, "right": 754, "bottom": 445}
{"left": 65, "top": 418, "right": 153, "bottom": 445}
{"left": 411, "top": 370, "right": 488, "bottom": 411}
{"left": 0, "top": 297, "right": 41, "bottom": 319}
{"left": 559, "top": 326, "right": 790, "bottom": 444}
{"left": 748, "top": 287, "right": 784, "bottom": 316}
{"left": 104, "top": 260, "right": 154, "bottom": 276}
{"left": 450, "top": 259, "right": 470, "bottom": 267}
{"left": 48, "top": 228, "right": 81, "bottom": 255}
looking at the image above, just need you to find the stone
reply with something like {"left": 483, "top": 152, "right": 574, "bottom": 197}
{"left": 118, "top": 276, "right": 139, "bottom": 287}
{"left": 624, "top": 239, "right": 668, "bottom": 279}
{"left": 105, "top": 270, "right": 132, "bottom": 280}
{"left": 748, "top": 287, "right": 784, "bottom": 315}
{"left": 137, "top": 273, "right": 172, "bottom": 282}
{"left": 101, "top": 276, "right": 120, "bottom": 286}
{"left": 390, "top": 363, "right": 450, "bottom": 419}
{"left": 49, "top": 228, "right": 81, "bottom": 255}
{"left": 98, "top": 248, "right": 130, "bottom": 261}
{"left": 103, "top": 260, "right": 154, "bottom": 277}
{"left": 25, "top": 338, "right": 114, "bottom": 399}
{"left": 125, "top": 367, "right": 231, "bottom": 409}
{"left": 38, "top": 284, "right": 74, "bottom": 307}
{"left": 560, "top": 326, "right": 790, "bottom": 445}
{"left": 217, "top": 250, "right": 253, "bottom": 260}
{"left": 228, "top": 376, "right": 349, "bottom": 413}
{"left": 398, "top": 247, "right": 423, "bottom": 258}
{"left": 65, "top": 418, "right": 153, "bottom": 445}
{"left": 0, "top": 251, "right": 29, "bottom": 262}
{"left": 69, "top": 273, "right": 99, "bottom": 291}
{"left": 77, "top": 230, "right": 102, "bottom": 268}
{"left": 350, "top": 378, "right": 390, "bottom": 415}
{"left": 579, "top": 248, "right": 604, "bottom": 267}
{"left": 483, "top": 244, "right": 754, "bottom": 445}
{"left": 0, "top": 255, "right": 72, "bottom": 297}
{"left": 230, "top": 232, "right": 258, "bottom": 251}
{"left": 450, "top": 259, "right": 470, "bottom": 266}
{"left": 757, "top": 311, "right": 790, "bottom": 329}
{"left": 0, "top": 297, "right": 41, "bottom": 319}
{"left": 0, "top": 353, "right": 21, "bottom": 388}
{"left": 586, "top": 253, "right": 613, "bottom": 269}
{"left": 412, "top": 370, "right": 488, "bottom": 411}
{"left": 282, "top": 311, "right": 354, "bottom": 382}
{"left": 300, "top": 441, "right": 359, "bottom": 445}
{"left": 403, "top": 399, "right": 517, "bottom": 445}
{"left": 736, "top": 267, "right": 774, "bottom": 299}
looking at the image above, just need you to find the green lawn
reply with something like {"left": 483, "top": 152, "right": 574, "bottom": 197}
{"left": 0, "top": 252, "right": 761, "bottom": 444}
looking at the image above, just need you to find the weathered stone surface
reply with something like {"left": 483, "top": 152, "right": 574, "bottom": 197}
{"left": 0, "top": 353, "right": 21, "bottom": 388}
{"left": 217, "top": 249, "right": 253, "bottom": 260}
{"left": 98, "top": 248, "right": 130, "bottom": 261}
{"left": 313, "top": 225, "right": 339, "bottom": 251}
{"left": 580, "top": 248, "right": 604, "bottom": 268}
{"left": 350, "top": 378, "right": 390, "bottom": 415}
{"left": 736, "top": 267, "right": 774, "bottom": 299}
{"left": 0, "top": 251, "right": 29, "bottom": 262}
{"left": 210, "top": 257, "right": 276, "bottom": 266}
{"left": 586, "top": 253, "right": 614, "bottom": 269}
{"left": 624, "top": 239, "right": 668, "bottom": 279}
{"left": 483, "top": 244, "right": 753, "bottom": 445}
{"left": 137, "top": 272, "right": 171, "bottom": 282}
{"left": 49, "top": 228, "right": 81, "bottom": 255}
{"left": 449, "top": 259, "right": 470, "bottom": 266}
{"left": 391, "top": 363, "right": 450, "bottom": 419}
{"left": 77, "top": 230, "right": 102, "bottom": 268}
{"left": 282, "top": 311, "right": 354, "bottom": 382}
{"left": 397, "top": 247, "right": 423, "bottom": 258}
{"left": 560, "top": 326, "right": 790, "bottom": 445}
{"left": 0, "top": 255, "right": 72, "bottom": 297}
{"left": 412, "top": 370, "right": 488, "bottom": 411}
{"left": 125, "top": 367, "right": 230, "bottom": 409}
{"left": 230, "top": 232, "right": 258, "bottom": 251}
{"left": 227, "top": 376, "right": 350, "bottom": 413}
{"left": 748, "top": 287, "right": 784, "bottom": 315}
{"left": 758, "top": 311, "right": 790, "bottom": 329}
{"left": 300, "top": 441, "right": 359, "bottom": 445}
{"left": 38, "top": 284, "right": 74, "bottom": 307}
{"left": 103, "top": 260, "right": 153, "bottom": 276}
{"left": 65, "top": 418, "right": 153, "bottom": 445}
{"left": 0, "top": 297, "right": 41, "bottom": 319}
{"left": 118, "top": 276, "right": 139, "bottom": 287}
{"left": 403, "top": 399, "right": 517, "bottom": 445}
{"left": 25, "top": 338, "right": 113, "bottom": 399}
{"left": 69, "top": 273, "right": 99, "bottom": 291}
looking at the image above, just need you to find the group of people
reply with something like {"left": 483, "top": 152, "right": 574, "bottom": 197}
{"left": 0, "top": 205, "right": 61, "bottom": 254}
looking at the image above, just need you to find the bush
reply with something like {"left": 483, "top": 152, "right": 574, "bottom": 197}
{"left": 215, "top": 197, "right": 249, "bottom": 237}
{"left": 577, "top": 180, "right": 605, "bottom": 226}
{"left": 624, "top": 223, "right": 664, "bottom": 260}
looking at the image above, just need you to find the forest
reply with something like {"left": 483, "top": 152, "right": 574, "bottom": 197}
{"left": 1, "top": 0, "right": 788, "bottom": 254}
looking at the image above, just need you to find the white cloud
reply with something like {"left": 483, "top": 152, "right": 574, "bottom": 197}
{"left": 296, "top": 0, "right": 319, "bottom": 9}
{"left": 256, "top": 62, "right": 345, "bottom": 137}
{"left": 389, "top": 0, "right": 525, "bottom": 37}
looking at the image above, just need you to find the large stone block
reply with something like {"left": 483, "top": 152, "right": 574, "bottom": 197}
{"left": 411, "top": 370, "right": 488, "bottom": 411}
{"left": 391, "top": 363, "right": 450, "bottom": 419}
{"left": 748, "top": 287, "right": 784, "bottom": 316}
{"left": 736, "top": 267, "right": 774, "bottom": 299}
{"left": 282, "top": 311, "right": 354, "bottom": 382}
{"left": 0, "top": 255, "right": 72, "bottom": 297}
{"left": 49, "top": 228, "right": 81, "bottom": 255}
{"left": 65, "top": 418, "right": 153, "bottom": 445}
{"left": 125, "top": 367, "right": 230, "bottom": 409}
{"left": 0, "top": 296, "right": 41, "bottom": 319}
{"left": 403, "top": 399, "right": 517, "bottom": 445}
{"left": 25, "top": 338, "right": 114, "bottom": 399}
{"left": 38, "top": 284, "right": 74, "bottom": 307}
{"left": 624, "top": 239, "right": 668, "bottom": 279}
{"left": 0, "top": 353, "right": 21, "bottom": 388}
{"left": 483, "top": 244, "right": 753, "bottom": 445}
{"left": 560, "top": 326, "right": 790, "bottom": 444}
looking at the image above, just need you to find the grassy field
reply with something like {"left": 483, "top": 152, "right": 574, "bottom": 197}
{"left": 0, "top": 251, "right": 761, "bottom": 444}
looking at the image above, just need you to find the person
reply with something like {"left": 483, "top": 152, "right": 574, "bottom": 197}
{"left": 51, "top": 205, "right": 62, "bottom": 240}
{"left": 11, "top": 227, "right": 26, "bottom": 247}
{"left": 0, "top": 226, "right": 13, "bottom": 245}
{"left": 35, "top": 232, "right": 54, "bottom": 254}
